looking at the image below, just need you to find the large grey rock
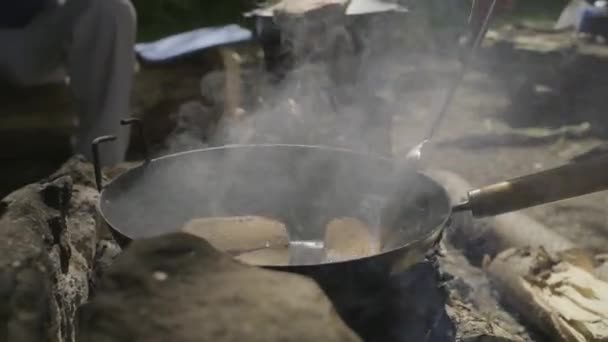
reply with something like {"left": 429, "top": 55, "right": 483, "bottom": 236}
{"left": 0, "top": 156, "right": 99, "bottom": 342}
{"left": 77, "top": 233, "right": 361, "bottom": 342}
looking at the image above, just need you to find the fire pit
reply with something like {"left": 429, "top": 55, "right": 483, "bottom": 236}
{"left": 3, "top": 154, "right": 608, "bottom": 342}
{"left": 90, "top": 133, "right": 608, "bottom": 341}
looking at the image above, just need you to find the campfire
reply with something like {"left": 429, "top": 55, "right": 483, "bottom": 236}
{"left": 2, "top": 1, "right": 608, "bottom": 342}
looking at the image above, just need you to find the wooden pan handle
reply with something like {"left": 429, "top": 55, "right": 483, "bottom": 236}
{"left": 459, "top": 155, "right": 608, "bottom": 217}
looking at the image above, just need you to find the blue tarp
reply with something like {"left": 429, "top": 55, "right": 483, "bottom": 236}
{"left": 135, "top": 24, "right": 253, "bottom": 62}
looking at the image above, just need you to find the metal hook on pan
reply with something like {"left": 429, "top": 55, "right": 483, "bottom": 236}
{"left": 92, "top": 135, "right": 117, "bottom": 191}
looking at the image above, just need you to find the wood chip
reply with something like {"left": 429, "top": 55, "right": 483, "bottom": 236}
{"left": 487, "top": 247, "right": 608, "bottom": 342}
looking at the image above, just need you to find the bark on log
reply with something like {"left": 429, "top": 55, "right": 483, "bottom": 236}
{"left": 0, "top": 156, "right": 100, "bottom": 342}
{"left": 486, "top": 247, "right": 608, "bottom": 342}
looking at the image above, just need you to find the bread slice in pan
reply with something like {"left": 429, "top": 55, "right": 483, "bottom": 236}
{"left": 181, "top": 216, "right": 289, "bottom": 254}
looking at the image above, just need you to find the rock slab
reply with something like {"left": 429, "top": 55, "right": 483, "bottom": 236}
{"left": 77, "top": 233, "right": 362, "bottom": 342}
{"left": 0, "top": 156, "right": 99, "bottom": 342}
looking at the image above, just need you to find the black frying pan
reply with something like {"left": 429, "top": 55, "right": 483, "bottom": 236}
{"left": 93, "top": 139, "right": 452, "bottom": 276}
{"left": 93, "top": 123, "right": 608, "bottom": 274}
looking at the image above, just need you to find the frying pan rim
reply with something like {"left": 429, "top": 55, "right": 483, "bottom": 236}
{"left": 97, "top": 143, "right": 452, "bottom": 267}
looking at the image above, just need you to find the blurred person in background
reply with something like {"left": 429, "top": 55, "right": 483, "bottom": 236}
{"left": 0, "top": 0, "right": 137, "bottom": 165}
{"left": 579, "top": 0, "right": 608, "bottom": 42}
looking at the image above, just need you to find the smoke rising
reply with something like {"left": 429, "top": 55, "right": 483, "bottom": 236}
{"left": 119, "top": 1, "right": 476, "bottom": 263}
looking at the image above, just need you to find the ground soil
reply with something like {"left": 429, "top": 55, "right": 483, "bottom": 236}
{"left": 388, "top": 47, "right": 608, "bottom": 254}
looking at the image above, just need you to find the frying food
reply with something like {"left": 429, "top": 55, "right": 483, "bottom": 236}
{"left": 324, "top": 217, "right": 380, "bottom": 262}
{"left": 181, "top": 216, "right": 289, "bottom": 254}
{"left": 235, "top": 247, "right": 290, "bottom": 265}
{"left": 182, "top": 215, "right": 380, "bottom": 265}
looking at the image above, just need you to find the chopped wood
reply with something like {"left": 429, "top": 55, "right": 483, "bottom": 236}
{"left": 487, "top": 247, "right": 608, "bottom": 342}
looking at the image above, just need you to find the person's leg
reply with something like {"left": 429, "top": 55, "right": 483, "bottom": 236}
{"left": 69, "top": 0, "right": 136, "bottom": 166}
{"left": 0, "top": 2, "right": 86, "bottom": 86}
{"left": 0, "top": 0, "right": 136, "bottom": 166}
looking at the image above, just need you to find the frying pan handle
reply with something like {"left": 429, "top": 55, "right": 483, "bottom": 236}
{"left": 92, "top": 135, "right": 117, "bottom": 191}
{"left": 120, "top": 117, "right": 150, "bottom": 162}
{"left": 456, "top": 154, "right": 608, "bottom": 217}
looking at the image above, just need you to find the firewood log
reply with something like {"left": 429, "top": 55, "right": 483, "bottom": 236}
{"left": 486, "top": 247, "right": 608, "bottom": 342}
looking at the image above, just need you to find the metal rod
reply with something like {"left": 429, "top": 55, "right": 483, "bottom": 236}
{"left": 423, "top": 0, "right": 499, "bottom": 142}
{"left": 288, "top": 240, "right": 326, "bottom": 265}
{"left": 452, "top": 201, "right": 472, "bottom": 213}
